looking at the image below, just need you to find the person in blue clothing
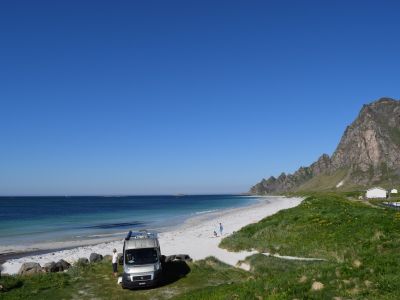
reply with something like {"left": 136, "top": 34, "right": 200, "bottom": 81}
{"left": 219, "top": 222, "right": 223, "bottom": 236}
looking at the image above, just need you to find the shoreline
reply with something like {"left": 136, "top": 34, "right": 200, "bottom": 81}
{"left": 0, "top": 195, "right": 267, "bottom": 259}
{"left": 1, "top": 196, "right": 303, "bottom": 275}
{"left": 0, "top": 194, "right": 261, "bottom": 257}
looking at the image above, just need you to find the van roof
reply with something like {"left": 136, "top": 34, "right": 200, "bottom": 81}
{"left": 125, "top": 238, "right": 159, "bottom": 250}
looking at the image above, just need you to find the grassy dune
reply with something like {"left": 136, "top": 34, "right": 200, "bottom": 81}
{"left": 0, "top": 258, "right": 249, "bottom": 300}
{"left": 2, "top": 194, "right": 400, "bottom": 299}
{"left": 220, "top": 194, "right": 400, "bottom": 299}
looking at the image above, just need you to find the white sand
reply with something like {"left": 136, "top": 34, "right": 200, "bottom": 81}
{"left": 2, "top": 196, "right": 303, "bottom": 275}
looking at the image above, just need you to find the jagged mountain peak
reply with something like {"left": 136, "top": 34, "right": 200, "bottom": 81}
{"left": 251, "top": 97, "right": 400, "bottom": 194}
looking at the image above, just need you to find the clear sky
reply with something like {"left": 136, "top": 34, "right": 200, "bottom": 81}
{"left": 1, "top": 0, "right": 399, "bottom": 195}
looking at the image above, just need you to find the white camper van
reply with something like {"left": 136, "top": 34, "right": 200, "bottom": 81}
{"left": 121, "top": 230, "right": 163, "bottom": 289}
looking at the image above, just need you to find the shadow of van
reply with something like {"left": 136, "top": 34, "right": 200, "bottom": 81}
{"left": 159, "top": 259, "right": 191, "bottom": 287}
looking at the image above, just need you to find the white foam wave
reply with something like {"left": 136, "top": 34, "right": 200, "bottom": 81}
{"left": 193, "top": 209, "right": 218, "bottom": 215}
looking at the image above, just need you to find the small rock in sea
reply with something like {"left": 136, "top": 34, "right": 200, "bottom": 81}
{"left": 311, "top": 281, "right": 324, "bottom": 291}
{"left": 55, "top": 259, "right": 71, "bottom": 272}
{"left": 18, "top": 262, "right": 43, "bottom": 275}
{"left": 89, "top": 253, "right": 103, "bottom": 263}
{"left": 43, "top": 261, "right": 57, "bottom": 273}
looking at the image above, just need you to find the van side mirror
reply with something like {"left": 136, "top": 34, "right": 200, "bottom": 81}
{"left": 118, "top": 253, "right": 123, "bottom": 265}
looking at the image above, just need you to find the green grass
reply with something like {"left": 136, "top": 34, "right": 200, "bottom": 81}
{"left": 0, "top": 272, "right": 71, "bottom": 299}
{"left": 218, "top": 194, "right": 400, "bottom": 299}
{"left": 296, "top": 168, "right": 349, "bottom": 192}
{"left": 0, "top": 258, "right": 249, "bottom": 300}
{"left": 3, "top": 194, "right": 400, "bottom": 299}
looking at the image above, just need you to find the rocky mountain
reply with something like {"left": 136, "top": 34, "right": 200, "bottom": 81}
{"left": 250, "top": 98, "right": 400, "bottom": 194}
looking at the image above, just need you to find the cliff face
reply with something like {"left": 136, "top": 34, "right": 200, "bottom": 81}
{"left": 330, "top": 98, "right": 400, "bottom": 184}
{"left": 250, "top": 98, "right": 400, "bottom": 194}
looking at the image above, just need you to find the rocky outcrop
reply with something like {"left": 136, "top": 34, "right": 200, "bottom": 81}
{"left": 43, "top": 262, "right": 57, "bottom": 273}
{"left": 18, "top": 262, "right": 43, "bottom": 275}
{"left": 250, "top": 154, "right": 331, "bottom": 194}
{"left": 329, "top": 98, "right": 400, "bottom": 184}
{"left": 103, "top": 255, "right": 112, "bottom": 262}
{"left": 174, "top": 254, "right": 193, "bottom": 262}
{"left": 251, "top": 98, "right": 400, "bottom": 194}
{"left": 54, "top": 259, "right": 71, "bottom": 272}
{"left": 118, "top": 253, "right": 123, "bottom": 265}
{"left": 31, "top": 260, "right": 71, "bottom": 273}
{"left": 163, "top": 254, "right": 192, "bottom": 263}
{"left": 77, "top": 257, "right": 89, "bottom": 265}
{"left": 89, "top": 253, "right": 103, "bottom": 263}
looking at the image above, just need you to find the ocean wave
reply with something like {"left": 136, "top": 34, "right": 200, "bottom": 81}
{"left": 193, "top": 209, "right": 218, "bottom": 215}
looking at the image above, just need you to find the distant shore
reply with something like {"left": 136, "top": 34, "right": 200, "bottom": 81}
{"left": 1, "top": 196, "right": 303, "bottom": 274}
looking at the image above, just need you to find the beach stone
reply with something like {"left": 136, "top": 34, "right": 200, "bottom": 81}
{"left": 165, "top": 255, "right": 176, "bottom": 263}
{"left": 18, "top": 262, "right": 43, "bottom": 275}
{"left": 89, "top": 253, "right": 103, "bottom": 263}
{"left": 54, "top": 259, "right": 71, "bottom": 272}
{"left": 77, "top": 257, "right": 89, "bottom": 265}
{"left": 175, "top": 254, "right": 192, "bottom": 262}
{"left": 103, "top": 255, "right": 112, "bottom": 262}
{"left": 43, "top": 261, "right": 57, "bottom": 273}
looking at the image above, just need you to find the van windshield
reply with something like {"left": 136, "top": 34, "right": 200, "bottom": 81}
{"left": 125, "top": 248, "right": 158, "bottom": 265}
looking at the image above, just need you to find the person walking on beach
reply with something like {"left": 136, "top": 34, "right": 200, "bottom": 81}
{"left": 112, "top": 248, "right": 118, "bottom": 277}
{"left": 219, "top": 222, "right": 224, "bottom": 236}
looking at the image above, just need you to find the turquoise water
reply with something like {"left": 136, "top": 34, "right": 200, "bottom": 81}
{"left": 0, "top": 195, "right": 259, "bottom": 246}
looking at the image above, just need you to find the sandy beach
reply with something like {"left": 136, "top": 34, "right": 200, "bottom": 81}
{"left": 1, "top": 196, "right": 303, "bottom": 275}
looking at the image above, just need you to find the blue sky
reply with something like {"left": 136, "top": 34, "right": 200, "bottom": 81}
{"left": 0, "top": 0, "right": 399, "bottom": 195}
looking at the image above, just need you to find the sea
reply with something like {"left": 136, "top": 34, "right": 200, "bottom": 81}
{"left": 0, "top": 195, "right": 260, "bottom": 248}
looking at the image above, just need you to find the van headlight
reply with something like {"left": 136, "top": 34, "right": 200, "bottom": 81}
{"left": 154, "top": 262, "right": 161, "bottom": 271}
{"left": 124, "top": 266, "right": 134, "bottom": 274}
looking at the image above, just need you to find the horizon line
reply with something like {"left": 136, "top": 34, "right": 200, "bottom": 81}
{"left": 0, "top": 192, "right": 252, "bottom": 197}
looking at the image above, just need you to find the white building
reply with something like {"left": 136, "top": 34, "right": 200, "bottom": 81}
{"left": 366, "top": 187, "right": 387, "bottom": 199}
{"left": 391, "top": 189, "right": 398, "bottom": 194}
